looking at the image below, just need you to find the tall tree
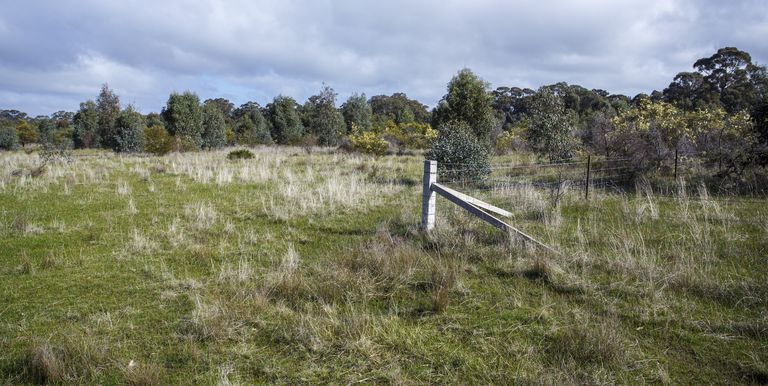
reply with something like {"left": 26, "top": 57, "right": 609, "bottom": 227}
{"left": 232, "top": 102, "right": 262, "bottom": 121}
{"left": 693, "top": 47, "right": 759, "bottom": 114}
{"left": 491, "top": 86, "right": 536, "bottom": 128}
{"left": 369, "top": 93, "right": 430, "bottom": 125}
{"left": 114, "top": 105, "right": 145, "bottom": 153}
{"left": 266, "top": 95, "right": 302, "bottom": 145}
{"left": 162, "top": 91, "right": 203, "bottom": 148}
{"left": 36, "top": 118, "right": 56, "bottom": 145}
{"left": 302, "top": 85, "right": 345, "bottom": 146}
{"left": 663, "top": 72, "right": 714, "bottom": 111}
{"left": 145, "top": 112, "right": 165, "bottom": 129}
{"left": 96, "top": 84, "right": 121, "bottom": 149}
{"left": 15, "top": 120, "right": 37, "bottom": 146}
{"left": 234, "top": 114, "right": 271, "bottom": 145}
{"left": 431, "top": 68, "right": 495, "bottom": 145}
{"left": 0, "top": 109, "right": 28, "bottom": 123}
{"left": 201, "top": 102, "right": 227, "bottom": 149}
{"left": 203, "top": 98, "right": 235, "bottom": 125}
{"left": 341, "top": 93, "right": 372, "bottom": 133}
{"left": 525, "top": 88, "right": 577, "bottom": 162}
{"left": 73, "top": 100, "right": 100, "bottom": 148}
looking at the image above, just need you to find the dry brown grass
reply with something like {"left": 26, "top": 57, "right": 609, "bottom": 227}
{"left": 178, "top": 295, "right": 233, "bottom": 343}
{"left": 19, "top": 337, "right": 109, "bottom": 385}
{"left": 23, "top": 343, "right": 64, "bottom": 384}
{"left": 123, "top": 361, "right": 163, "bottom": 386}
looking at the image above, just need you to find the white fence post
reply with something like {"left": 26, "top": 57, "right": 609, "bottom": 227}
{"left": 421, "top": 160, "right": 437, "bottom": 231}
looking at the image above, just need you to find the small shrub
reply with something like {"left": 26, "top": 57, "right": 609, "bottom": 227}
{"left": 225, "top": 128, "right": 236, "bottom": 146}
{"left": 426, "top": 123, "right": 491, "bottom": 181}
{"left": 174, "top": 136, "right": 199, "bottom": 152}
{"left": 226, "top": 149, "right": 254, "bottom": 160}
{"left": 494, "top": 128, "right": 526, "bottom": 155}
{"left": 144, "top": 125, "right": 174, "bottom": 155}
{"left": 348, "top": 131, "right": 388, "bottom": 156}
{"left": 298, "top": 133, "right": 319, "bottom": 153}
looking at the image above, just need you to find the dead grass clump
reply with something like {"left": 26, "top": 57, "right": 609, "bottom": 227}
{"left": 430, "top": 260, "right": 456, "bottom": 313}
{"left": 287, "top": 303, "right": 380, "bottom": 356}
{"left": 165, "top": 217, "right": 187, "bottom": 248}
{"left": 30, "top": 165, "right": 46, "bottom": 178}
{"left": 127, "top": 198, "right": 138, "bottom": 215}
{"left": 184, "top": 201, "right": 218, "bottom": 231}
{"left": 634, "top": 181, "right": 659, "bottom": 221}
{"left": 218, "top": 258, "right": 253, "bottom": 284}
{"left": 526, "top": 255, "right": 555, "bottom": 282}
{"left": 41, "top": 251, "right": 61, "bottom": 269}
{"left": 262, "top": 245, "right": 307, "bottom": 305}
{"left": 129, "top": 229, "right": 157, "bottom": 255}
{"left": 11, "top": 215, "right": 28, "bottom": 232}
{"left": 23, "top": 343, "right": 64, "bottom": 384}
{"left": 669, "top": 275, "right": 768, "bottom": 309}
{"left": 342, "top": 230, "right": 424, "bottom": 295}
{"left": 123, "top": 361, "right": 163, "bottom": 386}
{"left": 179, "top": 295, "right": 232, "bottom": 342}
{"left": 150, "top": 164, "right": 166, "bottom": 174}
{"left": 17, "top": 251, "right": 35, "bottom": 274}
{"left": 546, "top": 315, "right": 626, "bottom": 368}
{"left": 20, "top": 338, "right": 108, "bottom": 384}
{"left": 116, "top": 180, "right": 131, "bottom": 196}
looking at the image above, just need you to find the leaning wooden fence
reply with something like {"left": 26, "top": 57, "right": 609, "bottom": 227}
{"left": 421, "top": 160, "right": 559, "bottom": 255}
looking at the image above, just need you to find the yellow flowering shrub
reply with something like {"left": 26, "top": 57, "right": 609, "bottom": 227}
{"left": 348, "top": 130, "right": 388, "bottom": 156}
{"left": 377, "top": 120, "right": 437, "bottom": 149}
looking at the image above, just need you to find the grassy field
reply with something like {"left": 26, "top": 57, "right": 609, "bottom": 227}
{"left": 1, "top": 147, "right": 766, "bottom": 384}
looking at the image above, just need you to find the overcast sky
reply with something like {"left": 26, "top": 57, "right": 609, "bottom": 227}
{"left": 1, "top": 0, "right": 766, "bottom": 116}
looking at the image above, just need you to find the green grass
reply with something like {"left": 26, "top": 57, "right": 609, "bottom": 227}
{"left": 1, "top": 148, "right": 766, "bottom": 384}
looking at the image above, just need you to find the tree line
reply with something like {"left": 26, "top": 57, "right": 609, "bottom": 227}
{"left": 0, "top": 85, "right": 433, "bottom": 154}
{"left": 1, "top": 47, "right": 766, "bottom": 177}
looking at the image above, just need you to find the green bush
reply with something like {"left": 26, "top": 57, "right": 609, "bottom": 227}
{"left": 227, "top": 149, "right": 255, "bottom": 160}
{"left": 0, "top": 126, "right": 20, "bottom": 150}
{"left": 113, "top": 107, "right": 145, "bottom": 153}
{"left": 144, "top": 125, "right": 174, "bottom": 155}
{"left": 426, "top": 123, "right": 491, "bottom": 181}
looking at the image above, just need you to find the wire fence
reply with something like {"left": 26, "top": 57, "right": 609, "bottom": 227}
{"left": 433, "top": 155, "right": 768, "bottom": 208}
{"left": 437, "top": 156, "right": 637, "bottom": 197}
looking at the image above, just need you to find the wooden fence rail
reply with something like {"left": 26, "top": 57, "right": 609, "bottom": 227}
{"left": 421, "top": 160, "right": 559, "bottom": 255}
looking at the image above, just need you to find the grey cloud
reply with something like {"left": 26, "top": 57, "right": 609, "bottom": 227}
{"left": 0, "top": 0, "right": 765, "bottom": 115}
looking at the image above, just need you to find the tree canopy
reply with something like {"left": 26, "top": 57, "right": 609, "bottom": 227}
{"left": 302, "top": 85, "right": 345, "bottom": 146}
{"left": 162, "top": 91, "right": 203, "bottom": 148}
{"left": 431, "top": 68, "right": 495, "bottom": 145}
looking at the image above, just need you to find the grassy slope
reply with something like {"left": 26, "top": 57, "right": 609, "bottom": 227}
{"left": 0, "top": 148, "right": 766, "bottom": 384}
